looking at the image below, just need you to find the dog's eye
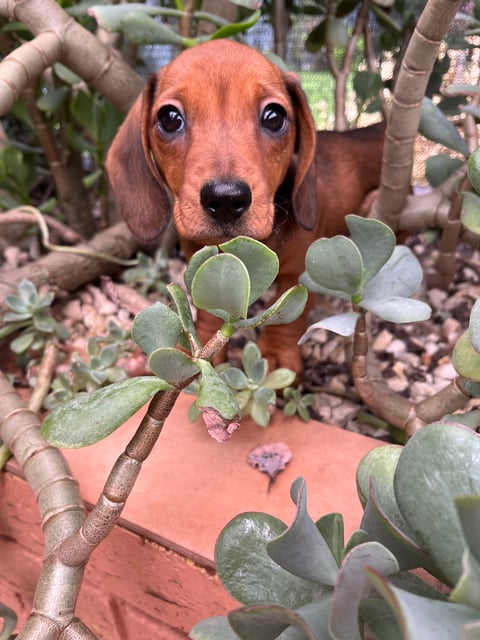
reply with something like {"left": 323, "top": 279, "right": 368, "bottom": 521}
{"left": 261, "top": 103, "right": 287, "bottom": 134}
{"left": 157, "top": 105, "right": 185, "bottom": 134}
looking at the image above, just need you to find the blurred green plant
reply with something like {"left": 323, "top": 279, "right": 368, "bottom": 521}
{"left": 44, "top": 320, "right": 132, "bottom": 409}
{"left": 191, "top": 421, "right": 480, "bottom": 640}
{"left": 121, "top": 248, "right": 170, "bottom": 296}
{"left": 282, "top": 386, "right": 314, "bottom": 422}
{"left": 0, "top": 279, "right": 69, "bottom": 364}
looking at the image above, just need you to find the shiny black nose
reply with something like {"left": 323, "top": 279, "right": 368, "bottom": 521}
{"left": 200, "top": 179, "right": 252, "bottom": 223}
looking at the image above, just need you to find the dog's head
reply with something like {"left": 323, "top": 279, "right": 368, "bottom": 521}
{"left": 106, "top": 40, "right": 317, "bottom": 244}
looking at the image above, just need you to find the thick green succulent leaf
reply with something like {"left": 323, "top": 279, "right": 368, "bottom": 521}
{"left": 450, "top": 548, "right": 480, "bottom": 610}
{"left": 362, "top": 296, "right": 432, "bottom": 323}
{"left": 228, "top": 600, "right": 331, "bottom": 640}
{"left": 329, "top": 542, "right": 399, "bottom": 640}
{"left": 235, "top": 285, "right": 309, "bottom": 330}
{"left": 346, "top": 215, "right": 396, "bottom": 283}
{"left": 89, "top": 3, "right": 159, "bottom": 31}
{"left": 196, "top": 359, "right": 240, "bottom": 421}
{"left": 394, "top": 422, "right": 480, "bottom": 586}
{"left": 184, "top": 245, "right": 218, "bottom": 292}
{"left": 192, "top": 253, "right": 250, "bottom": 319}
{"left": 263, "top": 369, "right": 296, "bottom": 390}
{"left": 299, "top": 270, "right": 352, "bottom": 302}
{"left": 132, "top": 302, "right": 183, "bottom": 355}
{"left": 456, "top": 495, "right": 480, "bottom": 565}
{"left": 426, "top": 154, "right": 464, "bottom": 187}
{"left": 353, "top": 71, "right": 383, "bottom": 103}
{"left": 121, "top": 12, "right": 184, "bottom": 45}
{"left": 42, "top": 377, "right": 172, "bottom": 447}
{"left": 315, "top": 513, "right": 344, "bottom": 568}
{"left": 453, "top": 331, "right": 480, "bottom": 380}
{"left": 362, "top": 245, "right": 424, "bottom": 301}
{"left": 189, "top": 616, "right": 238, "bottom": 640}
{"left": 461, "top": 192, "right": 480, "bottom": 236}
{"left": 219, "top": 236, "right": 279, "bottom": 305}
{"left": 357, "top": 445, "right": 402, "bottom": 509}
{"left": 167, "top": 283, "right": 197, "bottom": 337}
{"left": 366, "top": 569, "right": 480, "bottom": 639}
{"left": 344, "top": 529, "right": 369, "bottom": 555}
{"left": 267, "top": 478, "right": 339, "bottom": 586}
{"left": 215, "top": 512, "right": 316, "bottom": 608}
{"left": 468, "top": 146, "right": 480, "bottom": 194}
{"left": 222, "top": 367, "right": 249, "bottom": 390}
{"left": 148, "top": 348, "right": 200, "bottom": 383}
{"left": 468, "top": 298, "right": 480, "bottom": 354}
{"left": 241, "top": 341, "right": 262, "bottom": 377}
{"left": 361, "top": 478, "right": 434, "bottom": 572}
{"left": 210, "top": 9, "right": 261, "bottom": 38}
{"left": 359, "top": 598, "right": 402, "bottom": 640}
{"left": 419, "top": 97, "right": 470, "bottom": 157}
{"left": 299, "top": 312, "right": 360, "bottom": 343}
{"left": 305, "top": 237, "right": 364, "bottom": 297}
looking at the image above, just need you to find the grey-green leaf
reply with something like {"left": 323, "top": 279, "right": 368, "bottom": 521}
{"left": 419, "top": 97, "right": 470, "bottom": 158}
{"left": 305, "top": 237, "right": 364, "bottom": 297}
{"left": 148, "top": 348, "right": 200, "bottom": 383}
{"left": 346, "top": 215, "right": 396, "bottom": 284}
{"left": 42, "top": 377, "right": 172, "bottom": 448}
{"left": 132, "top": 302, "right": 183, "bottom": 355}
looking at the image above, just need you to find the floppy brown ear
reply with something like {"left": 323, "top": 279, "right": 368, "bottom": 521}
{"left": 284, "top": 73, "right": 318, "bottom": 230}
{"left": 106, "top": 76, "right": 172, "bottom": 242}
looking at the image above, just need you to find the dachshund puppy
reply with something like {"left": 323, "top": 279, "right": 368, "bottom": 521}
{"left": 107, "top": 39, "right": 385, "bottom": 376}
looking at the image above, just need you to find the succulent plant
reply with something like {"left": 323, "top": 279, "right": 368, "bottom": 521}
{"left": 191, "top": 420, "right": 480, "bottom": 639}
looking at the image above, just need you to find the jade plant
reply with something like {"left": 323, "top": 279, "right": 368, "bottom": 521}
{"left": 191, "top": 420, "right": 480, "bottom": 639}
{"left": 187, "top": 341, "right": 297, "bottom": 428}
{"left": 42, "top": 236, "right": 308, "bottom": 446}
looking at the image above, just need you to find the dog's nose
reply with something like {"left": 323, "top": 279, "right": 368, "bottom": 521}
{"left": 200, "top": 179, "right": 252, "bottom": 223}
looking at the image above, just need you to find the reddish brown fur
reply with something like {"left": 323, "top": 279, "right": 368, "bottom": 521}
{"left": 107, "top": 39, "right": 385, "bottom": 376}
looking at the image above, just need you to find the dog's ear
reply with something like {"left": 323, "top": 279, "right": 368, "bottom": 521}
{"left": 106, "top": 75, "right": 172, "bottom": 242}
{"left": 284, "top": 73, "right": 318, "bottom": 230}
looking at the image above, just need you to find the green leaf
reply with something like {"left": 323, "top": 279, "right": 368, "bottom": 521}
{"left": 426, "top": 154, "right": 464, "bottom": 187}
{"left": 167, "top": 283, "right": 197, "bottom": 338}
{"left": 419, "top": 97, "right": 470, "bottom": 158}
{"left": 450, "top": 548, "right": 480, "bottom": 610}
{"left": 456, "top": 495, "right": 480, "bottom": 565}
{"left": 359, "top": 598, "right": 402, "bottom": 640}
{"left": 42, "top": 377, "right": 172, "bottom": 447}
{"left": 184, "top": 245, "right": 218, "bottom": 292}
{"left": 326, "top": 16, "right": 349, "bottom": 47}
{"left": 315, "top": 512, "right": 344, "bottom": 568}
{"left": 346, "top": 215, "right": 396, "bottom": 283}
{"left": 305, "top": 237, "right": 364, "bottom": 297}
{"left": 366, "top": 570, "right": 480, "bottom": 639}
{"left": 215, "top": 512, "right": 316, "bottom": 608}
{"left": 219, "top": 237, "right": 278, "bottom": 305}
{"left": 222, "top": 367, "right": 249, "bottom": 390}
{"left": 148, "top": 348, "right": 200, "bottom": 383}
{"left": 330, "top": 542, "right": 399, "bottom": 640}
{"left": 250, "top": 400, "right": 272, "bottom": 427}
{"left": 362, "top": 246, "right": 424, "bottom": 300}
{"left": 0, "top": 601, "right": 17, "bottom": 640}
{"left": 394, "top": 422, "right": 480, "bottom": 585}
{"left": 299, "top": 311, "right": 360, "bottom": 342}
{"left": 241, "top": 341, "right": 262, "bottom": 377}
{"left": 469, "top": 298, "right": 480, "bottom": 354}
{"left": 36, "top": 86, "right": 70, "bottom": 114}
{"left": 267, "top": 478, "right": 339, "bottom": 586}
{"left": 196, "top": 359, "right": 240, "bottom": 421}
{"left": 132, "top": 302, "right": 183, "bottom": 355}
{"left": 362, "top": 296, "right": 432, "bottom": 323}
{"left": 190, "top": 616, "right": 239, "bottom": 640}
{"left": 353, "top": 71, "right": 383, "bottom": 102}
{"left": 253, "top": 387, "right": 276, "bottom": 405}
{"left": 468, "top": 147, "right": 480, "bottom": 194}
{"left": 263, "top": 369, "right": 296, "bottom": 390}
{"left": 461, "top": 192, "right": 480, "bottom": 235}
{"left": 236, "top": 285, "right": 308, "bottom": 329}
{"left": 192, "top": 253, "right": 250, "bottom": 319}
{"left": 210, "top": 9, "right": 261, "bottom": 40}
{"left": 228, "top": 603, "right": 319, "bottom": 640}
{"left": 89, "top": 3, "right": 162, "bottom": 31}
{"left": 452, "top": 331, "right": 480, "bottom": 380}
{"left": 10, "top": 331, "right": 34, "bottom": 353}
{"left": 121, "top": 12, "right": 184, "bottom": 45}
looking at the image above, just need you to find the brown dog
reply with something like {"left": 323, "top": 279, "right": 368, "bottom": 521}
{"left": 107, "top": 39, "right": 385, "bottom": 376}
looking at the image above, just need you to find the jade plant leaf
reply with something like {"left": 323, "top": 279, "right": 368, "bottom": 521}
{"left": 42, "top": 376, "right": 172, "bottom": 447}
{"left": 366, "top": 569, "right": 480, "bottom": 639}
{"left": 419, "top": 97, "right": 471, "bottom": 158}
{"left": 215, "top": 512, "right": 316, "bottom": 608}
{"left": 219, "top": 236, "right": 279, "bottom": 305}
{"left": 228, "top": 601, "right": 328, "bottom": 640}
{"left": 359, "top": 598, "right": 402, "bottom": 640}
{"left": 196, "top": 359, "right": 240, "bottom": 421}
{"left": 468, "top": 146, "right": 480, "bottom": 194}
{"left": 235, "top": 285, "right": 308, "bottom": 329}
{"left": 131, "top": 302, "right": 183, "bottom": 356}
{"left": 345, "top": 215, "right": 396, "bottom": 284}
{"left": 299, "top": 311, "right": 360, "bottom": 341}
{"left": 267, "top": 478, "right": 339, "bottom": 586}
{"left": 393, "top": 422, "right": 480, "bottom": 585}
{"left": 167, "top": 283, "right": 197, "bottom": 337}
{"left": 362, "top": 245, "right": 423, "bottom": 301}
{"left": 469, "top": 298, "right": 480, "bottom": 354}
{"left": 184, "top": 245, "right": 218, "bottom": 292}
{"left": 329, "top": 541, "right": 399, "bottom": 640}
{"left": 189, "top": 616, "right": 239, "bottom": 640}
{"left": 121, "top": 12, "right": 184, "bottom": 45}
{"left": 148, "top": 348, "right": 200, "bottom": 383}
{"left": 426, "top": 154, "right": 464, "bottom": 187}
{"left": 316, "top": 513, "right": 344, "bottom": 568}
{"left": 450, "top": 549, "right": 480, "bottom": 610}
{"left": 452, "top": 331, "right": 480, "bottom": 380}
{"left": 456, "top": 495, "right": 480, "bottom": 564}
{"left": 305, "top": 237, "right": 364, "bottom": 297}
{"left": 191, "top": 253, "right": 250, "bottom": 319}
{"left": 461, "top": 192, "right": 480, "bottom": 236}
